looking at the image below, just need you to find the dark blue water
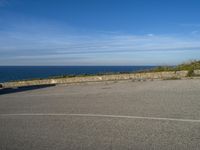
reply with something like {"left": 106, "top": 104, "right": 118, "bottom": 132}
{"left": 0, "top": 66, "right": 155, "bottom": 83}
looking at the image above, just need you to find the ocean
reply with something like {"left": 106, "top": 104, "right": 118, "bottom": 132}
{"left": 0, "top": 66, "right": 155, "bottom": 83}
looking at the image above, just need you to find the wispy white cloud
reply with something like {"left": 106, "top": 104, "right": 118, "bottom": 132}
{"left": 180, "top": 23, "right": 200, "bottom": 27}
{"left": 1, "top": 20, "right": 200, "bottom": 65}
{"left": 147, "top": 34, "right": 154, "bottom": 37}
{"left": 191, "top": 30, "right": 199, "bottom": 35}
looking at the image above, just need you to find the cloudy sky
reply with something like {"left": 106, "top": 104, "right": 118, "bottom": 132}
{"left": 0, "top": 0, "right": 200, "bottom": 65}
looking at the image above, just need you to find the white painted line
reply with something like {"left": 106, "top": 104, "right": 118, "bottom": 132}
{"left": 0, "top": 113, "right": 200, "bottom": 123}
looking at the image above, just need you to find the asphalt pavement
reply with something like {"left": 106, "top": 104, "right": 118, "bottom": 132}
{"left": 0, "top": 79, "right": 200, "bottom": 150}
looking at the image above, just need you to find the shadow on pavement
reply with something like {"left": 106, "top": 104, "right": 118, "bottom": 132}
{"left": 0, "top": 84, "right": 56, "bottom": 95}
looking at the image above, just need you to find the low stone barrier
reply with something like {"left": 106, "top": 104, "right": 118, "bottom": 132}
{"left": 0, "top": 70, "right": 190, "bottom": 88}
{"left": 194, "top": 70, "right": 200, "bottom": 76}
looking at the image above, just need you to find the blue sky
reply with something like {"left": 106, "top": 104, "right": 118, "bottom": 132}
{"left": 0, "top": 0, "right": 200, "bottom": 65}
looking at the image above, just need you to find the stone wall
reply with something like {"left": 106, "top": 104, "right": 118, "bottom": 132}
{"left": 194, "top": 70, "right": 200, "bottom": 75}
{"left": 1, "top": 70, "right": 191, "bottom": 88}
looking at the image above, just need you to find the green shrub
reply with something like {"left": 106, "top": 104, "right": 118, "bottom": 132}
{"left": 150, "top": 60, "right": 200, "bottom": 75}
{"left": 187, "top": 69, "right": 194, "bottom": 77}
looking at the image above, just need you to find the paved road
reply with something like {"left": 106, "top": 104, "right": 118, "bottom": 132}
{"left": 0, "top": 79, "right": 200, "bottom": 150}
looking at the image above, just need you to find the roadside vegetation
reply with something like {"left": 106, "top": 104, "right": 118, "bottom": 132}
{"left": 2, "top": 60, "right": 200, "bottom": 83}
{"left": 151, "top": 60, "right": 200, "bottom": 77}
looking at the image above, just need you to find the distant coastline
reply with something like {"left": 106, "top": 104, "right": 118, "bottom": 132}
{"left": 2, "top": 69, "right": 200, "bottom": 89}
{"left": 0, "top": 66, "right": 155, "bottom": 83}
{"left": 1, "top": 61, "right": 200, "bottom": 88}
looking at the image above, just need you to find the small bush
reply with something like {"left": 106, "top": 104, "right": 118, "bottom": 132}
{"left": 187, "top": 69, "right": 194, "bottom": 77}
{"left": 150, "top": 60, "right": 200, "bottom": 74}
{"left": 152, "top": 66, "right": 174, "bottom": 72}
